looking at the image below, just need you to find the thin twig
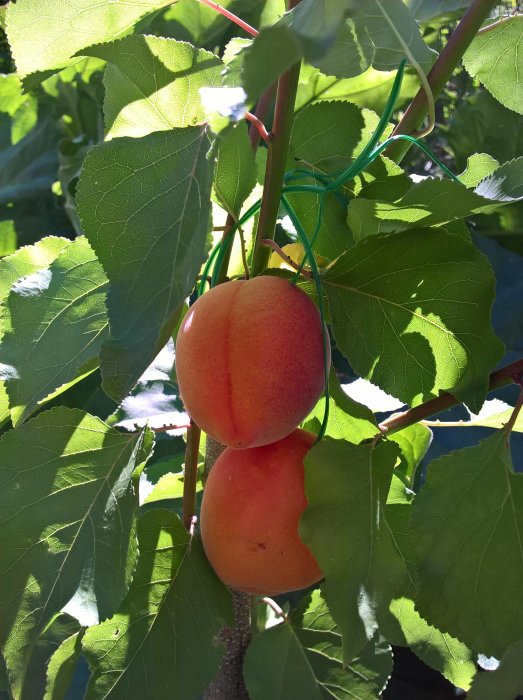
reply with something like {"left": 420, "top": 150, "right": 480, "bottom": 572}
{"left": 245, "top": 111, "right": 272, "bottom": 144}
{"left": 259, "top": 597, "right": 289, "bottom": 622}
{"left": 503, "top": 374, "right": 523, "bottom": 441}
{"left": 196, "top": 0, "right": 258, "bottom": 36}
{"left": 260, "top": 238, "right": 313, "bottom": 278}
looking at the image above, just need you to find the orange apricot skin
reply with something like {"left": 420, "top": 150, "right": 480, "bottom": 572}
{"left": 175, "top": 275, "right": 329, "bottom": 449}
{"left": 200, "top": 429, "right": 322, "bottom": 596}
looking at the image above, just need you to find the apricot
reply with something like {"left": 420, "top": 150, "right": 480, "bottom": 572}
{"left": 175, "top": 275, "right": 328, "bottom": 448}
{"left": 200, "top": 428, "right": 322, "bottom": 595}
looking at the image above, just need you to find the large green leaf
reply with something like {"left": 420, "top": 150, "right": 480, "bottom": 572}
{"left": 0, "top": 236, "right": 108, "bottom": 426}
{"left": 82, "top": 509, "right": 232, "bottom": 700}
{"left": 463, "top": 16, "right": 523, "bottom": 116}
{"left": 411, "top": 432, "right": 523, "bottom": 657}
{"left": 314, "top": 0, "right": 435, "bottom": 79}
{"left": 82, "top": 35, "right": 223, "bottom": 139}
{"left": 5, "top": 0, "right": 172, "bottom": 87}
{"left": 300, "top": 439, "right": 405, "bottom": 662}
{"left": 324, "top": 230, "right": 504, "bottom": 412}
{"left": 0, "top": 408, "right": 153, "bottom": 699}
{"left": 468, "top": 640, "right": 523, "bottom": 700}
{"left": 76, "top": 126, "right": 214, "bottom": 402}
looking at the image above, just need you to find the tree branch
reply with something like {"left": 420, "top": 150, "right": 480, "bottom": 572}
{"left": 379, "top": 357, "right": 523, "bottom": 435}
{"left": 386, "top": 0, "right": 499, "bottom": 163}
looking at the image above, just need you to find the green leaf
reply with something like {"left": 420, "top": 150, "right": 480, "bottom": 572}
{"left": 324, "top": 230, "right": 504, "bottom": 412}
{"left": 304, "top": 370, "right": 378, "bottom": 443}
{"left": 0, "top": 408, "right": 153, "bottom": 699}
{"left": 295, "top": 65, "right": 420, "bottom": 114}
{"left": 314, "top": 0, "right": 435, "bottom": 79}
{"left": 0, "top": 236, "right": 109, "bottom": 426}
{"left": 0, "top": 236, "right": 69, "bottom": 427}
{"left": 293, "top": 590, "right": 393, "bottom": 699}
{"left": 411, "top": 432, "right": 523, "bottom": 657}
{"left": 82, "top": 35, "right": 223, "bottom": 139}
{"left": 76, "top": 126, "right": 215, "bottom": 402}
{"left": 214, "top": 123, "right": 256, "bottom": 215}
{"left": 245, "top": 597, "right": 393, "bottom": 700}
{"left": 459, "top": 153, "right": 499, "bottom": 188}
{"left": 388, "top": 423, "right": 432, "bottom": 487}
{"left": 463, "top": 17, "right": 523, "bottom": 115}
{"left": 383, "top": 597, "right": 477, "bottom": 691}
{"left": 44, "top": 630, "right": 85, "bottom": 700}
{"left": 301, "top": 439, "right": 405, "bottom": 662}
{"left": 0, "top": 74, "right": 37, "bottom": 145}
{"left": 446, "top": 90, "right": 523, "bottom": 170}
{"left": 385, "top": 475, "right": 416, "bottom": 596}
{"left": 82, "top": 509, "right": 233, "bottom": 700}
{"left": 5, "top": 0, "right": 172, "bottom": 87}
{"left": 468, "top": 640, "right": 523, "bottom": 700}
{"left": 348, "top": 163, "right": 523, "bottom": 241}
{"left": 243, "top": 623, "right": 323, "bottom": 700}
{"left": 9, "top": 613, "right": 80, "bottom": 700}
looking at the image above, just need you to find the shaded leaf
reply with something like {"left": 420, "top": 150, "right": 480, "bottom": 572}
{"left": 44, "top": 630, "right": 85, "bottom": 700}
{"left": 82, "top": 509, "right": 233, "bottom": 700}
{"left": 76, "top": 127, "right": 215, "bottom": 402}
{"left": 0, "top": 236, "right": 109, "bottom": 426}
{"left": 301, "top": 439, "right": 405, "bottom": 662}
{"left": 0, "top": 408, "right": 153, "bottom": 699}
{"left": 82, "top": 35, "right": 223, "bottom": 139}
{"left": 406, "top": 0, "right": 471, "bottom": 22}
{"left": 463, "top": 17, "right": 523, "bottom": 115}
{"left": 411, "top": 432, "right": 523, "bottom": 657}
{"left": 244, "top": 623, "right": 323, "bottom": 700}
{"left": 324, "top": 229, "right": 504, "bottom": 412}
{"left": 468, "top": 640, "right": 523, "bottom": 700}
{"left": 293, "top": 589, "right": 393, "bottom": 699}
{"left": 446, "top": 90, "right": 523, "bottom": 170}
{"left": 315, "top": 0, "right": 435, "bottom": 79}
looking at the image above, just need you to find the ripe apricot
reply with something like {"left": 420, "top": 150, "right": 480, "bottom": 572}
{"left": 200, "top": 428, "right": 322, "bottom": 595}
{"left": 175, "top": 275, "right": 328, "bottom": 448}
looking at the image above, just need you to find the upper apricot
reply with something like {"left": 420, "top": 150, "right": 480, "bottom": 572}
{"left": 175, "top": 275, "right": 329, "bottom": 448}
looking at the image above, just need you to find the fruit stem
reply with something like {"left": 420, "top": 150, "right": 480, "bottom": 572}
{"left": 195, "top": 0, "right": 258, "bottom": 37}
{"left": 386, "top": 0, "right": 499, "bottom": 164}
{"left": 182, "top": 421, "right": 202, "bottom": 531}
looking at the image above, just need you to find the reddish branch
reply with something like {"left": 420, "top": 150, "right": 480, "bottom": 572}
{"left": 379, "top": 358, "right": 523, "bottom": 435}
{"left": 196, "top": 0, "right": 258, "bottom": 37}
